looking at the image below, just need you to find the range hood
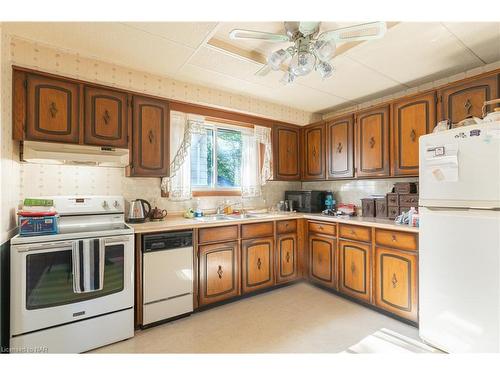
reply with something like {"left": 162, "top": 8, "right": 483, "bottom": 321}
{"left": 21, "top": 141, "right": 129, "bottom": 167}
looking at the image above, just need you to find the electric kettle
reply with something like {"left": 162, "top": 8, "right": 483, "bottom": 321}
{"left": 127, "top": 199, "right": 151, "bottom": 223}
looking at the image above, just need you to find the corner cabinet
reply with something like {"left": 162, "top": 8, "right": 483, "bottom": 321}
{"left": 438, "top": 74, "right": 499, "bottom": 123}
{"left": 327, "top": 114, "right": 354, "bottom": 179}
{"left": 241, "top": 237, "right": 275, "bottom": 293}
{"left": 355, "top": 105, "right": 390, "bottom": 178}
{"left": 84, "top": 86, "right": 129, "bottom": 148}
{"left": 302, "top": 123, "right": 326, "bottom": 180}
{"left": 392, "top": 92, "right": 436, "bottom": 176}
{"left": 273, "top": 125, "right": 300, "bottom": 180}
{"left": 129, "top": 95, "right": 169, "bottom": 177}
{"left": 23, "top": 72, "right": 80, "bottom": 144}
{"left": 198, "top": 241, "right": 241, "bottom": 307}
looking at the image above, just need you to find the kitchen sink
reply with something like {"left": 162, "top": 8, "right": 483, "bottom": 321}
{"left": 194, "top": 215, "right": 233, "bottom": 222}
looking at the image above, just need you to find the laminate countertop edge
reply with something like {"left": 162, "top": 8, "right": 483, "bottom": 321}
{"left": 130, "top": 213, "right": 419, "bottom": 234}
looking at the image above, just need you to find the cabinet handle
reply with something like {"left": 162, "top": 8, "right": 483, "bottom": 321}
{"left": 391, "top": 273, "right": 398, "bottom": 288}
{"left": 410, "top": 128, "right": 416, "bottom": 142}
{"left": 391, "top": 234, "right": 397, "bottom": 242}
{"left": 49, "top": 102, "right": 58, "bottom": 118}
{"left": 319, "top": 225, "right": 324, "bottom": 230}
{"left": 217, "top": 265, "right": 223, "bottom": 279}
{"left": 312, "top": 146, "right": 317, "bottom": 158}
{"left": 336, "top": 142, "right": 343, "bottom": 153}
{"left": 464, "top": 98, "right": 472, "bottom": 114}
{"left": 350, "top": 230, "right": 356, "bottom": 236}
{"left": 286, "top": 147, "right": 291, "bottom": 154}
{"left": 369, "top": 136, "right": 376, "bottom": 148}
{"left": 285, "top": 223, "right": 289, "bottom": 228}
{"left": 148, "top": 130, "right": 155, "bottom": 143}
{"left": 257, "top": 257, "right": 262, "bottom": 270}
{"left": 350, "top": 262, "right": 356, "bottom": 274}
{"left": 103, "top": 110, "right": 111, "bottom": 124}
{"left": 286, "top": 251, "right": 290, "bottom": 263}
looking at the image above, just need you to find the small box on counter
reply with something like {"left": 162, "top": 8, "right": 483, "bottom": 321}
{"left": 18, "top": 215, "right": 59, "bottom": 236}
{"left": 361, "top": 198, "right": 375, "bottom": 217}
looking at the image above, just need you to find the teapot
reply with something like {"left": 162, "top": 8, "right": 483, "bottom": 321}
{"left": 150, "top": 206, "right": 167, "bottom": 221}
{"left": 481, "top": 99, "right": 500, "bottom": 123}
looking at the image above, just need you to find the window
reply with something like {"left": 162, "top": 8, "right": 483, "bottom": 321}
{"left": 190, "top": 123, "right": 247, "bottom": 191}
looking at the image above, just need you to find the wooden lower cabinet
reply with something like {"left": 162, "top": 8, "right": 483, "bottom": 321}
{"left": 198, "top": 241, "right": 240, "bottom": 306}
{"left": 338, "top": 240, "right": 371, "bottom": 303}
{"left": 241, "top": 237, "right": 274, "bottom": 293}
{"left": 276, "top": 233, "right": 298, "bottom": 284}
{"left": 375, "top": 247, "right": 418, "bottom": 322}
{"left": 309, "top": 234, "right": 336, "bottom": 288}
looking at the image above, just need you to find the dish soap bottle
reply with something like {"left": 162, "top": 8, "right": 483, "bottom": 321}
{"left": 407, "top": 207, "right": 417, "bottom": 226}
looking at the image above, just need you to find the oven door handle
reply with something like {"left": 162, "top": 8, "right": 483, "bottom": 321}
{"left": 15, "top": 240, "right": 76, "bottom": 253}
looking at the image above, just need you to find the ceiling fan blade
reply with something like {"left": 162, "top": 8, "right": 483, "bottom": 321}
{"left": 319, "top": 21, "right": 387, "bottom": 43}
{"left": 299, "top": 22, "right": 320, "bottom": 36}
{"left": 255, "top": 65, "right": 272, "bottom": 77}
{"left": 229, "top": 29, "right": 289, "bottom": 42}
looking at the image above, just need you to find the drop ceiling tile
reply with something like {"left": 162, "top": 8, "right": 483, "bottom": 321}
{"left": 443, "top": 22, "right": 500, "bottom": 64}
{"left": 122, "top": 22, "right": 218, "bottom": 49}
{"left": 346, "top": 22, "right": 484, "bottom": 85}
{"left": 275, "top": 84, "right": 348, "bottom": 112}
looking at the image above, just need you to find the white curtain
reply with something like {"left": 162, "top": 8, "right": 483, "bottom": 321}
{"left": 254, "top": 126, "right": 273, "bottom": 185}
{"left": 240, "top": 131, "right": 261, "bottom": 198}
{"left": 160, "top": 111, "right": 205, "bottom": 201}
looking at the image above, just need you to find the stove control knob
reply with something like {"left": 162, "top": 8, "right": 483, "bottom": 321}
{"left": 102, "top": 201, "right": 109, "bottom": 209}
{"left": 113, "top": 200, "right": 119, "bottom": 208}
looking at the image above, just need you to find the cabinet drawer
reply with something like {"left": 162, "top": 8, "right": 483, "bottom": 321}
{"left": 388, "top": 206, "right": 399, "bottom": 220}
{"left": 399, "top": 194, "right": 419, "bottom": 206}
{"left": 387, "top": 193, "right": 398, "bottom": 206}
{"left": 375, "top": 229, "right": 418, "bottom": 251}
{"left": 277, "top": 219, "right": 297, "bottom": 234}
{"left": 339, "top": 224, "right": 371, "bottom": 242}
{"left": 198, "top": 225, "right": 238, "bottom": 244}
{"left": 308, "top": 221, "right": 336, "bottom": 236}
{"left": 241, "top": 222, "right": 274, "bottom": 239}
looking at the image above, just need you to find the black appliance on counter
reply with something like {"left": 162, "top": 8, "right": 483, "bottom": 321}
{"left": 285, "top": 190, "right": 327, "bottom": 213}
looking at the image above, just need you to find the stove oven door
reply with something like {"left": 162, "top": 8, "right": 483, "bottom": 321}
{"left": 10, "top": 235, "right": 134, "bottom": 336}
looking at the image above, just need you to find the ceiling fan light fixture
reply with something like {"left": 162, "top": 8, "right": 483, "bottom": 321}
{"left": 280, "top": 69, "right": 295, "bottom": 85}
{"left": 290, "top": 51, "right": 315, "bottom": 76}
{"left": 316, "top": 61, "right": 334, "bottom": 79}
{"left": 314, "top": 39, "right": 336, "bottom": 61}
{"left": 268, "top": 48, "right": 291, "bottom": 70}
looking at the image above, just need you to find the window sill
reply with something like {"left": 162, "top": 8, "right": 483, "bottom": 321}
{"left": 192, "top": 190, "right": 242, "bottom": 197}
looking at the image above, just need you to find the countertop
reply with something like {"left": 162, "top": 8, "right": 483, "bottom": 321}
{"left": 130, "top": 213, "right": 419, "bottom": 234}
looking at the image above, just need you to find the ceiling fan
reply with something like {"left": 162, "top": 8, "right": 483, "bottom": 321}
{"left": 229, "top": 21, "right": 387, "bottom": 84}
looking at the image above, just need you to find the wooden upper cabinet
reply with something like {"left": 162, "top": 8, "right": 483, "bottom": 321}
{"left": 24, "top": 73, "right": 80, "bottom": 144}
{"left": 438, "top": 74, "right": 499, "bottom": 123}
{"left": 302, "top": 123, "right": 326, "bottom": 180}
{"left": 309, "top": 233, "right": 336, "bottom": 289}
{"left": 241, "top": 237, "right": 274, "bottom": 293}
{"left": 198, "top": 241, "right": 240, "bottom": 307}
{"left": 355, "top": 105, "right": 390, "bottom": 178}
{"left": 273, "top": 125, "right": 300, "bottom": 180}
{"left": 130, "top": 95, "right": 169, "bottom": 177}
{"left": 276, "top": 233, "right": 298, "bottom": 284}
{"left": 338, "top": 240, "right": 371, "bottom": 303}
{"left": 392, "top": 92, "right": 436, "bottom": 176}
{"left": 84, "top": 86, "right": 128, "bottom": 148}
{"left": 327, "top": 114, "right": 354, "bottom": 179}
{"left": 375, "top": 247, "right": 418, "bottom": 322}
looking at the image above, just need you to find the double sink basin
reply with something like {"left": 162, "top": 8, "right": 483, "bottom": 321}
{"left": 193, "top": 212, "right": 287, "bottom": 222}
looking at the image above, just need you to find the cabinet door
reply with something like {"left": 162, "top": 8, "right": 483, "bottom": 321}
{"left": 327, "top": 115, "right": 354, "bottom": 179}
{"left": 273, "top": 125, "right": 300, "bottom": 180}
{"left": 26, "top": 74, "right": 80, "bottom": 143}
{"left": 438, "top": 74, "right": 499, "bottom": 123}
{"left": 375, "top": 247, "right": 418, "bottom": 322}
{"left": 355, "top": 105, "right": 390, "bottom": 177}
{"left": 131, "top": 95, "right": 169, "bottom": 177}
{"left": 198, "top": 241, "right": 240, "bottom": 306}
{"left": 303, "top": 123, "right": 326, "bottom": 180}
{"left": 309, "top": 233, "right": 336, "bottom": 288}
{"left": 84, "top": 86, "right": 128, "bottom": 148}
{"left": 241, "top": 237, "right": 274, "bottom": 293}
{"left": 338, "top": 240, "right": 371, "bottom": 302}
{"left": 392, "top": 92, "right": 436, "bottom": 176}
{"left": 276, "top": 233, "right": 298, "bottom": 284}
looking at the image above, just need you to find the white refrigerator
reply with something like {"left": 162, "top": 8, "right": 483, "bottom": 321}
{"left": 419, "top": 121, "right": 500, "bottom": 352}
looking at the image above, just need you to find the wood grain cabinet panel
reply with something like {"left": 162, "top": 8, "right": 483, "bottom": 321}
{"left": 198, "top": 225, "right": 238, "bottom": 244}
{"left": 392, "top": 92, "right": 436, "bottom": 176}
{"left": 275, "top": 233, "right": 298, "bottom": 284}
{"left": 130, "top": 95, "right": 169, "bottom": 177}
{"left": 338, "top": 240, "right": 371, "bottom": 302}
{"left": 438, "top": 74, "right": 499, "bottom": 123}
{"left": 355, "top": 105, "right": 390, "bottom": 177}
{"left": 25, "top": 73, "right": 80, "bottom": 143}
{"left": 242, "top": 237, "right": 274, "bottom": 293}
{"left": 273, "top": 125, "right": 300, "bottom": 180}
{"left": 84, "top": 86, "right": 128, "bottom": 148}
{"left": 241, "top": 222, "right": 274, "bottom": 240}
{"left": 375, "top": 247, "right": 418, "bottom": 322}
{"left": 302, "top": 123, "right": 326, "bottom": 180}
{"left": 327, "top": 115, "right": 354, "bottom": 179}
{"left": 276, "top": 219, "right": 297, "bottom": 234}
{"left": 309, "top": 234, "right": 336, "bottom": 288}
{"left": 339, "top": 224, "right": 371, "bottom": 243}
{"left": 198, "top": 241, "right": 240, "bottom": 306}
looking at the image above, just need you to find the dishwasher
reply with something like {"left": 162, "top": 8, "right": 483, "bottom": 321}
{"left": 142, "top": 230, "right": 193, "bottom": 327}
